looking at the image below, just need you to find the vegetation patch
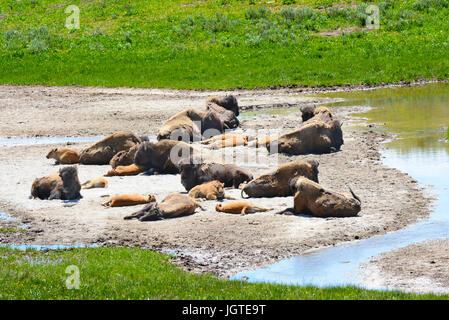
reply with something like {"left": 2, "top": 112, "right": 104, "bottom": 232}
{"left": 0, "top": 0, "right": 448, "bottom": 89}
{"left": 0, "top": 246, "right": 447, "bottom": 299}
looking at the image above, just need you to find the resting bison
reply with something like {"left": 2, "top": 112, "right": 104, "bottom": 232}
{"left": 81, "top": 177, "right": 108, "bottom": 189}
{"left": 134, "top": 140, "right": 197, "bottom": 174}
{"left": 79, "top": 131, "right": 141, "bottom": 165}
{"left": 103, "top": 194, "right": 156, "bottom": 207}
{"left": 267, "top": 119, "right": 343, "bottom": 155}
{"left": 278, "top": 177, "right": 361, "bottom": 217}
{"left": 241, "top": 160, "right": 319, "bottom": 198}
{"left": 31, "top": 166, "right": 82, "bottom": 200}
{"left": 124, "top": 194, "right": 202, "bottom": 221}
{"left": 179, "top": 162, "right": 253, "bottom": 191}
{"left": 215, "top": 201, "right": 270, "bottom": 215}
{"left": 206, "top": 95, "right": 239, "bottom": 116}
{"left": 201, "top": 133, "right": 254, "bottom": 145}
{"left": 109, "top": 144, "right": 140, "bottom": 169}
{"left": 46, "top": 148, "right": 80, "bottom": 165}
{"left": 104, "top": 164, "right": 147, "bottom": 177}
{"left": 300, "top": 105, "right": 333, "bottom": 123}
{"left": 188, "top": 180, "right": 226, "bottom": 200}
{"left": 157, "top": 109, "right": 225, "bottom": 142}
{"left": 206, "top": 103, "right": 239, "bottom": 130}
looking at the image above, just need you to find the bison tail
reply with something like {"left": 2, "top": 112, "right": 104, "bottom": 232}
{"left": 348, "top": 186, "right": 361, "bottom": 203}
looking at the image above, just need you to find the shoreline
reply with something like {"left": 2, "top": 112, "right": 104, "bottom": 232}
{"left": 0, "top": 85, "right": 433, "bottom": 278}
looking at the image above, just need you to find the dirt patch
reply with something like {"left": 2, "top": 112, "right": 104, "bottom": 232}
{"left": 0, "top": 85, "right": 432, "bottom": 278}
{"left": 361, "top": 239, "right": 449, "bottom": 294}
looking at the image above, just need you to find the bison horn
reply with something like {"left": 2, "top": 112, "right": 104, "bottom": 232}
{"left": 348, "top": 186, "right": 361, "bottom": 203}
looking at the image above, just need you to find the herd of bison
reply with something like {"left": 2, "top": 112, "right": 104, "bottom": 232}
{"left": 30, "top": 95, "right": 361, "bottom": 221}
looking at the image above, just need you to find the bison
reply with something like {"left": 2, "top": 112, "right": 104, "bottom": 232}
{"left": 124, "top": 194, "right": 202, "bottom": 221}
{"left": 79, "top": 131, "right": 141, "bottom": 165}
{"left": 179, "top": 161, "right": 253, "bottom": 191}
{"left": 241, "top": 160, "right": 319, "bottom": 198}
{"left": 278, "top": 177, "right": 361, "bottom": 217}
{"left": 31, "top": 166, "right": 82, "bottom": 200}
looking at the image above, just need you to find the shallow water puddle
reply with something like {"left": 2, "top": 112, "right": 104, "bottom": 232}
{"left": 232, "top": 83, "right": 449, "bottom": 289}
{"left": 1, "top": 244, "right": 97, "bottom": 251}
{"left": 0, "top": 136, "right": 105, "bottom": 148}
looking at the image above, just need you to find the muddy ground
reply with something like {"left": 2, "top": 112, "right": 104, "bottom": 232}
{"left": 0, "top": 85, "right": 432, "bottom": 278}
{"left": 361, "top": 240, "right": 449, "bottom": 294}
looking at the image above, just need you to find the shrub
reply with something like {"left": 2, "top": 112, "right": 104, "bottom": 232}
{"left": 245, "top": 6, "right": 270, "bottom": 20}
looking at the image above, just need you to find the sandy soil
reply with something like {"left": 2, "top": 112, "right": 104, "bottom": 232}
{"left": 361, "top": 240, "right": 449, "bottom": 294}
{"left": 0, "top": 85, "right": 432, "bottom": 278}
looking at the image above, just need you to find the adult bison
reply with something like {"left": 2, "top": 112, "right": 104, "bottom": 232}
{"left": 134, "top": 140, "right": 198, "bottom": 174}
{"left": 241, "top": 160, "right": 319, "bottom": 198}
{"left": 79, "top": 131, "right": 141, "bottom": 165}
{"left": 124, "top": 194, "right": 202, "bottom": 221}
{"left": 31, "top": 166, "right": 82, "bottom": 200}
{"left": 109, "top": 144, "right": 140, "bottom": 169}
{"left": 267, "top": 119, "right": 343, "bottom": 155}
{"left": 278, "top": 177, "right": 361, "bottom": 218}
{"left": 206, "top": 95, "right": 240, "bottom": 130}
{"left": 179, "top": 161, "right": 253, "bottom": 191}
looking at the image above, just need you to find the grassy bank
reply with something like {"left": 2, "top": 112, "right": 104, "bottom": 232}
{"left": 1, "top": 0, "right": 449, "bottom": 89}
{"left": 0, "top": 246, "right": 446, "bottom": 299}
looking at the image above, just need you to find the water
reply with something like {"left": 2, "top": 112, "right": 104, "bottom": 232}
{"left": 0, "top": 244, "right": 97, "bottom": 251}
{"left": 232, "top": 83, "right": 449, "bottom": 288}
{"left": 0, "top": 136, "right": 105, "bottom": 148}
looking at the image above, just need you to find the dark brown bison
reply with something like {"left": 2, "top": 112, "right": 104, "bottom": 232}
{"left": 278, "top": 177, "right": 361, "bottom": 217}
{"left": 109, "top": 144, "right": 140, "bottom": 169}
{"left": 31, "top": 166, "right": 82, "bottom": 200}
{"left": 79, "top": 131, "right": 141, "bottom": 165}
{"left": 179, "top": 161, "right": 253, "bottom": 191}
{"left": 241, "top": 160, "right": 319, "bottom": 198}
{"left": 124, "top": 194, "right": 202, "bottom": 221}
{"left": 267, "top": 119, "right": 343, "bottom": 155}
{"left": 134, "top": 140, "right": 197, "bottom": 174}
{"left": 300, "top": 105, "right": 333, "bottom": 123}
{"left": 206, "top": 95, "right": 239, "bottom": 116}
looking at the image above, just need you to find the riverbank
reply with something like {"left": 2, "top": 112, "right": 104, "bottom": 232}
{"left": 361, "top": 239, "right": 449, "bottom": 294}
{"left": 0, "top": 85, "right": 432, "bottom": 277}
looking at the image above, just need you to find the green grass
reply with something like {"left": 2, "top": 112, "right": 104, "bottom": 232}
{"left": 1, "top": 0, "right": 449, "bottom": 89}
{"left": 0, "top": 246, "right": 447, "bottom": 299}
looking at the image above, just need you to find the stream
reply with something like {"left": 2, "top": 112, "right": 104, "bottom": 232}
{"left": 232, "top": 83, "right": 449, "bottom": 289}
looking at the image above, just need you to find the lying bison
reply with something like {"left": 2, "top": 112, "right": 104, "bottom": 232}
{"left": 188, "top": 180, "right": 227, "bottom": 200}
{"left": 31, "top": 166, "right": 82, "bottom": 200}
{"left": 206, "top": 95, "right": 239, "bottom": 116}
{"left": 46, "top": 148, "right": 80, "bottom": 165}
{"left": 278, "top": 177, "right": 361, "bottom": 217}
{"left": 124, "top": 194, "right": 202, "bottom": 221}
{"left": 79, "top": 131, "right": 141, "bottom": 165}
{"left": 134, "top": 140, "right": 197, "bottom": 174}
{"left": 267, "top": 119, "right": 343, "bottom": 155}
{"left": 206, "top": 95, "right": 240, "bottom": 130}
{"left": 179, "top": 161, "right": 253, "bottom": 191}
{"left": 241, "top": 160, "right": 319, "bottom": 198}
{"left": 109, "top": 144, "right": 140, "bottom": 169}
{"left": 300, "top": 105, "right": 333, "bottom": 123}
